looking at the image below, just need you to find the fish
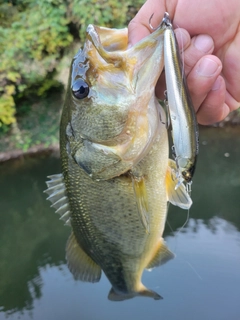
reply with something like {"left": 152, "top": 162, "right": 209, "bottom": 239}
{"left": 45, "top": 15, "right": 192, "bottom": 301}
{"left": 163, "top": 12, "right": 199, "bottom": 186}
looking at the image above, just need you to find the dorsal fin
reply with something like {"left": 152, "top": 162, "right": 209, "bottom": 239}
{"left": 44, "top": 174, "right": 71, "bottom": 226}
{"left": 66, "top": 232, "right": 101, "bottom": 283}
{"left": 146, "top": 238, "right": 175, "bottom": 270}
{"left": 131, "top": 173, "right": 150, "bottom": 233}
{"left": 166, "top": 160, "right": 192, "bottom": 209}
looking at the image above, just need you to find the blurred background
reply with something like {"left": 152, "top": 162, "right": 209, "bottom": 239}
{"left": 0, "top": 0, "right": 144, "bottom": 157}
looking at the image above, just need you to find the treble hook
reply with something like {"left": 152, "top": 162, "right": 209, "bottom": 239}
{"left": 149, "top": 12, "right": 172, "bottom": 31}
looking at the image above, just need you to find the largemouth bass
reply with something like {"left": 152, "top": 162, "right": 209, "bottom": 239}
{"left": 45, "top": 15, "right": 192, "bottom": 300}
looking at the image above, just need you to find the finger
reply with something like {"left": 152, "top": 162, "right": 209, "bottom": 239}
{"left": 128, "top": 0, "right": 167, "bottom": 46}
{"left": 197, "top": 76, "right": 230, "bottom": 125}
{"left": 225, "top": 90, "right": 240, "bottom": 112}
{"left": 174, "top": 28, "right": 191, "bottom": 51}
{"left": 155, "top": 29, "right": 191, "bottom": 99}
{"left": 175, "top": 32, "right": 215, "bottom": 76}
{"left": 222, "top": 38, "right": 240, "bottom": 111}
{"left": 187, "top": 55, "right": 222, "bottom": 111}
{"left": 155, "top": 32, "right": 216, "bottom": 100}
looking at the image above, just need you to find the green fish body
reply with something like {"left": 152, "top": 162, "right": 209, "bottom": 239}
{"left": 45, "top": 23, "right": 192, "bottom": 300}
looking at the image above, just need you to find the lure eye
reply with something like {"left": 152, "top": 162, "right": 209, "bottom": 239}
{"left": 72, "top": 79, "right": 89, "bottom": 99}
{"left": 182, "top": 171, "right": 192, "bottom": 183}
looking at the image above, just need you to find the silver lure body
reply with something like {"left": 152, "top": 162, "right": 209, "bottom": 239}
{"left": 163, "top": 13, "right": 199, "bottom": 184}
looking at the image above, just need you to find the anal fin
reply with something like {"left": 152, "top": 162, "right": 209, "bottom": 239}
{"left": 66, "top": 232, "right": 101, "bottom": 283}
{"left": 146, "top": 238, "right": 175, "bottom": 269}
{"left": 166, "top": 159, "right": 192, "bottom": 209}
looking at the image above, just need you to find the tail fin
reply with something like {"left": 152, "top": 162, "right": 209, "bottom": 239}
{"left": 108, "top": 285, "right": 162, "bottom": 301}
{"left": 139, "top": 286, "right": 162, "bottom": 300}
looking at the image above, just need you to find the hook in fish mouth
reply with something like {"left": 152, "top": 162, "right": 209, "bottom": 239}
{"left": 149, "top": 12, "right": 172, "bottom": 31}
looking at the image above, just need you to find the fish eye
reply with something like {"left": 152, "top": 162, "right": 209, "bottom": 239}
{"left": 72, "top": 79, "right": 89, "bottom": 99}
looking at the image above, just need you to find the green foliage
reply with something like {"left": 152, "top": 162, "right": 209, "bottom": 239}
{"left": 70, "top": 0, "right": 143, "bottom": 39}
{"left": 0, "top": 0, "right": 144, "bottom": 133}
{"left": 0, "top": 93, "right": 16, "bottom": 127}
{"left": 0, "top": 92, "right": 62, "bottom": 152}
{"left": 0, "top": 0, "right": 72, "bottom": 127}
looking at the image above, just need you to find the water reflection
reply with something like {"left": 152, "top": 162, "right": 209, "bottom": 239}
{"left": 0, "top": 156, "right": 68, "bottom": 316}
{"left": 166, "top": 127, "right": 240, "bottom": 234}
{"left": 0, "top": 127, "right": 240, "bottom": 319}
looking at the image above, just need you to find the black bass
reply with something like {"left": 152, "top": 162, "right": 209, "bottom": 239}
{"left": 45, "top": 17, "right": 192, "bottom": 300}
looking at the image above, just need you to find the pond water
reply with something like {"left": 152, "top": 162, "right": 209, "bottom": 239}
{"left": 0, "top": 127, "right": 240, "bottom": 320}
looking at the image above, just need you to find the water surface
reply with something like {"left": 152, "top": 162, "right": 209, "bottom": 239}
{"left": 0, "top": 127, "right": 240, "bottom": 320}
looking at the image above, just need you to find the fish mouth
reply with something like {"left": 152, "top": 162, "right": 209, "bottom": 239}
{"left": 86, "top": 25, "right": 128, "bottom": 67}
{"left": 85, "top": 23, "right": 165, "bottom": 89}
{"left": 86, "top": 25, "right": 129, "bottom": 53}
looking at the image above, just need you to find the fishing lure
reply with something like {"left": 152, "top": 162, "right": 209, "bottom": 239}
{"left": 150, "top": 12, "right": 199, "bottom": 189}
{"left": 163, "top": 13, "right": 199, "bottom": 188}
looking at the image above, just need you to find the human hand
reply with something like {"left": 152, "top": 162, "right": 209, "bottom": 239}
{"left": 128, "top": 0, "right": 240, "bottom": 125}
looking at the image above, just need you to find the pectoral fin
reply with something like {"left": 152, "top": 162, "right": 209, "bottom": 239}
{"left": 71, "top": 139, "right": 135, "bottom": 180}
{"left": 131, "top": 173, "right": 150, "bottom": 233}
{"left": 166, "top": 159, "right": 192, "bottom": 209}
{"left": 66, "top": 232, "right": 101, "bottom": 283}
{"left": 146, "top": 238, "right": 175, "bottom": 269}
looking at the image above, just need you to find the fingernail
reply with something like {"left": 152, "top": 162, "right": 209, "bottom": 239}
{"left": 212, "top": 76, "right": 222, "bottom": 91}
{"left": 175, "top": 29, "right": 189, "bottom": 50}
{"left": 197, "top": 58, "right": 219, "bottom": 77}
{"left": 193, "top": 35, "right": 214, "bottom": 53}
